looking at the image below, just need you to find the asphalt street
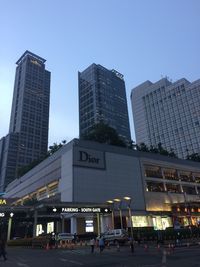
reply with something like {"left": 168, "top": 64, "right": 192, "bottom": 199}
{"left": 0, "top": 245, "right": 200, "bottom": 267}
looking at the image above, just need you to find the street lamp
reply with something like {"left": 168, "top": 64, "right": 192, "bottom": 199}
{"left": 107, "top": 200, "right": 115, "bottom": 229}
{"left": 124, "top": 197, "right": 133, "bottom": 241}
{"left": 114, "top": 198, "right": 123, "bottom": 229}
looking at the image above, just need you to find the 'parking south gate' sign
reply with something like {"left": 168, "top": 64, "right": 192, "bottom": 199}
{"left": 50, "top": 207, "right": 111, "bottom": 214}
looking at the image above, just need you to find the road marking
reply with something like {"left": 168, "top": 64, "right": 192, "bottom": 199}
{"left": 60, "top": 249, "right": 87, "bottom": 255}
{"left": 60, "top": 258, "right": 84, "bottom": 265}
{"left": 60, "top": 258, "right": 68, "bottom": 262}
{"left": 68, "top": 260, "right": 84, "bottom": 266}
{"left": 17, "top": 263, "right": 30, "bottom": 267}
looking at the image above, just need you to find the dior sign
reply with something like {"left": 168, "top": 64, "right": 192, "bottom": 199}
{"left": 79, "top": 151, "right": 100, "bottom": 164}
{"left": 73, "top": 147, "right": 105, "bottom": 169}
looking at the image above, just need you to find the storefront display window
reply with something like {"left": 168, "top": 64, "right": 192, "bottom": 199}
{"left": 36, "top": 224, "right": 43, "bottom": 236}
{"left": 132, "top": 216, "right": 148, "bottom": 227}
{"left": 152, "top": 216, "right": 172, "bottom": 230}
{"left": 47, "top": 222, "right": 54, "bottom": 234}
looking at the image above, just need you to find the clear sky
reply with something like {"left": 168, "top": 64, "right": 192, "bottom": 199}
{"left": 0, "top": 0, "right": 200, "bottom": 146}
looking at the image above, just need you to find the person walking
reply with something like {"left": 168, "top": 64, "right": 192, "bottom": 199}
{"left": 99, "top": 237, "right": 105, "bottom": 253}
{"left": 0, "top": 238, "right": 7, "bottom": 261}
{"left": 90, "top": 237, "right": 95, "bottom": 253}
{"left": 129, "top": 237, "right": 134, "bottom": 253}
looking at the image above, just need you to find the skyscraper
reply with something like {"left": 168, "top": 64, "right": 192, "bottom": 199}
{"left": 78, "top": 63, "right": 131, "bottom": 143}
{"left": 131, "top": 78, "right": 200, "bottom": 159}
{"left": 0, "top": 51, "right": 50, "bottom": 190}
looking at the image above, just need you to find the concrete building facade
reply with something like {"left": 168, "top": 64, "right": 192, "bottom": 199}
{"left": 131, "top": 78, "right": 200, "bottom": 159}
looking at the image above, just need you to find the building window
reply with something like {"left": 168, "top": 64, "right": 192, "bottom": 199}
{"left": 163, "top": 168, "right": 179, "bottom": 181}
{"left": 179, "top": 171, "right": 194, "bottom": 182}
{"left": 144, "top": 165, "right": 163, "bottom": 179}
{"left": 194, "top": 173, "right": 200, "bottom": 183}
{"left": 146, "top": 181, "right": 165, "bottom": 192}
{"left": 182, "top": 186, "right": 196, "bottom": 195}
{"left": 165, "top": 183, "right": 181, "bottom": 193}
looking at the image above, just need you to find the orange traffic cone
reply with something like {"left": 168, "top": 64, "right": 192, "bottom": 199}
{"left": 46, "top": 243, "right": 49, "bottom": 250}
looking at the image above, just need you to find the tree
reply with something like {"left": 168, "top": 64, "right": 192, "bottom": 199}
{"left": 127, "top": 140, "right": 137, "bottom": 150}
{"left": 23, "top": 198, "right": 39, "bottom": 206}
{"left": 48, "top": 140, "right": 66, "bottom": 156}
{"left": 136, "top": 142, "right": 149, "bottom": 152}
{"left": 136, "top": 142, "right": 177, "bottom": 158}
{"left": 83, "top": 122, "right": 127, "bottom": 147}
{"left": 17, "top": 139, "right": 67, "bottom": 177}
{"left": 186, "top": 153, "right": 200, "bottom": 162}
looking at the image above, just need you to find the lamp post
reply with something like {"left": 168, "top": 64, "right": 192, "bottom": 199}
{"left": 124, "top": 197, "right": 133, "bottom": 240}
{"left": 7, "top": 212, "right": 14, "bottom": 241}
{"left": 107, "top": 200, "right": 115, "bottom": 229}
{"left": 114, "top": 198, "right": 123, "bottom": 229}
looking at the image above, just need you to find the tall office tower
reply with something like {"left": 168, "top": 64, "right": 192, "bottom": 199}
{"left": 131, "top": 78, "right": 200, "bottom": 159}
{"left": 0, "top": 51, "right": 50, "bottom": 190}
{"left": 78, "top": 63, "right": 131, "bottom": 143}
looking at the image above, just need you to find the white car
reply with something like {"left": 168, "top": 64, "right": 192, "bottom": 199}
{"left": 99, "top": 229, "right": 128, "bottom": 243}
{"left": 57, "top": 233, "right": 74, "bottom": 241}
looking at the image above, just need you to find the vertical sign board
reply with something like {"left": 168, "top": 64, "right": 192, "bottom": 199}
{"left": 73, "top": 147, "right": 105, "bottom": 169}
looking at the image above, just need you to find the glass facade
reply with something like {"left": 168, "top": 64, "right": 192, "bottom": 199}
{"left": 79, "top": 64, "right": 131, "bottom": 143}
{"left": 0, "top": 51, "right": 50, "bottom": 190}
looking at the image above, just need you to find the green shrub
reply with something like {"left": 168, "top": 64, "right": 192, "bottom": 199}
{"left": 7, "top": 238, "right": 32, "bottom": 247}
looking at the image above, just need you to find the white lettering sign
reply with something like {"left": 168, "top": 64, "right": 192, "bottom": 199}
{"left": 62, "top": 207, "right": 79, "bottom": 213}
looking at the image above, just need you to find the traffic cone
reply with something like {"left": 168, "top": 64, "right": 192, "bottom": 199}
{"left": 46, "top": 243, "right": 49, "bottom": 250}
{"left": 162, "top": 249, "right": 167, "bottom": 267}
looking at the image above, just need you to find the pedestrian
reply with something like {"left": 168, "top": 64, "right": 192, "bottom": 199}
{"left": 129, "top": 237, "right": 134, "bottom": 253}
{"left": 137, "top": 232, "right": 141, "bottom": 245}
{"left": 116, "top": 240, "right": 120, "bottom": 252}
{"left": 99, "top": 237, "right": 105, "bottom": 253}
{"left": 90, "top": 237, "right": 95, "bottom": 253}
{"left": 0, "top": 238, "right": 7, "bottom": 261}
{"left": 73, "top": 233, "right": 78, "bottom": 244}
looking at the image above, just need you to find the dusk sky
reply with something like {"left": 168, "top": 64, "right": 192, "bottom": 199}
{"left": 0, "top": 0, "right": 200, "bottom": 146}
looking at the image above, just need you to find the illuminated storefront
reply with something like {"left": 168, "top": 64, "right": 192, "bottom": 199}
{"left": 131, "top": 215, "right": 172, "bottom": 230}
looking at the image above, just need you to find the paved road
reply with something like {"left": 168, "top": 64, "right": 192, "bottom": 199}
{"left": 0, "top": 245, "right": 200, "bottom": 266}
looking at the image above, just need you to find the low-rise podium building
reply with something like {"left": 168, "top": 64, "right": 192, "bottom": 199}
{"left": 4, "top": 139, "right": 200, "bottom": 237}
